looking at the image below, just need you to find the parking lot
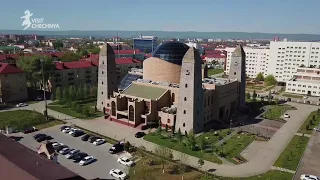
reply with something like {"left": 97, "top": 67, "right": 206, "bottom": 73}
{"left": 19, "top": 125, "right": 129, "bottom": 180}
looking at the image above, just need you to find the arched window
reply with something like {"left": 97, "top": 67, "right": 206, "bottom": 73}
{"left": 184, "top": 97, "right": 187, "bottom": 101}
{"left": 111, "top": 101, "right": 116, "bottom": 116}
{"left": 172, "top": 93, "right": 175, "bottom": 103}
{"left": 185, "top": 84, "right": 188, "bottom": 88}
{"left": 129, "top": 105, "right": 134, "bottom": 121}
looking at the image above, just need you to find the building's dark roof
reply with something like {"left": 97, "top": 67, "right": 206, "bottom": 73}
{"left": 0, "top": 134, "right": 85, "bottom": 180}
{"left": 0, "top": 63, "right": 24, "bottom": 74}
{"left": 152, "top": 41, "right": 190, "bottom": 65}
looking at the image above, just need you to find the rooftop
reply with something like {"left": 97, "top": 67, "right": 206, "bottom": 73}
{"left": 122, "top": 83, "right": 167, "bottom": 100}
{"left": 0, "top": 63, "right": 24, "bottom": 74}
{"left": 203, "top": 77, "right": 235, "bottom": 86}
{"left": 116, "top": 57, "right": 141, "bottom": 65}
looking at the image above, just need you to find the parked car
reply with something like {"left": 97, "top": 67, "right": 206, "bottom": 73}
{"left": 81, "top": 134, "right": 90, "bottom": 141}
{"left": 62, "top": 127, "right": 71, "bottom": 133}
{"left": 65, "top": 149, "right": 80, "bottom": 159}
{"left": 303, "top": 96, "right": 308, "bottom": 99}
{"left": 93, "top": 139, "right": 106, "bottom": 146}
{"left": 34, "top": 96, "right": 43, "bottom": 101}
{"left": 109, "top": 142, "right": 124, "bottom": 154}
{"left": 36, "top": 135, "right": 52, "bottom": 142}
{"left": 33, "top": 133, "right": 46, "bottom": 139}
{"left": 60, "top": 126, "right": 70, "bottom": 131}
{"left": 314, "top": 127, "right": 320, "bottom": 132}
{"left": 16, "top": 103, "right": 28, "bottom": 107}
{"left": 109, "top": 169, "right": 127, "bottom": 180}
{"left": 135, "top": 132, "right": 146, "bottom": 138}
{"left": 300, "top": 174, "right": 319, "bottom": 180}
{"left": 55, "top": 145, "right": 68, "bottom": 152}
{"left": 71, "top": 130, "right": 85, "bottom": 137}
{"left": 117, "top": 157, "right": 134, "bottom": 167}
{"left": 287, "top": 98, "right": 291, "bottom": 102}
{"left": 52, "top": 142, "right": 63, "bottom": 149}
{"left": 284, "top": 114, "right": 290, "bottom": 118}
{"left": 72, "top": 152, "right": 88, "bottom": 163}
{"left": 24, "top": 127, "right": 37, "bottom": 134}
{"left": 88, "top": 136, "right": 99, "bottom": 143}
{"left": 68, "top": 128, "right": 79, "bottom": 135}
{"left": 79, "top": 156, "right": 95, "bottom": 166}
{"left": 59, "top": 147, "right": 71, "bottom": 155}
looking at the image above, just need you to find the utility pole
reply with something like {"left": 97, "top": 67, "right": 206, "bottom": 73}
{"left": 40, "top": 58, "right": 48, "bottom": 121}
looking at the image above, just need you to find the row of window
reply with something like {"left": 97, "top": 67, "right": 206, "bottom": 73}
{"left": 287, "top": 84, "right": 320, "bottom": 89}
{"left": 287, "top": 89, "right": 320, "bottom": 94}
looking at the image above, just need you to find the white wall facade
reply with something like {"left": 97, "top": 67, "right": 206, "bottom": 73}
{"left": 226, "top": 47, "right": 270, "bottom": 78}
{"left": 268, "top": 41, "right": 320, "bottom": 82}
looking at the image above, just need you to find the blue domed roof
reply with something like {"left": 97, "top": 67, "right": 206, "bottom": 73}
{"left": 152, "top": 41, "right": 190, "bottom": 65}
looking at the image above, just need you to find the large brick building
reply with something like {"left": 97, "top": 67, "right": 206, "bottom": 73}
{"left": 97, "top": 42, "right": 246, "bottom": 134}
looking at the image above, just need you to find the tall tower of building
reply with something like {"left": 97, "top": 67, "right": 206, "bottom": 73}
{"left": 96, "top": 43, "right": 117, "bottom": 111}
{"left": 176, "top": 47, "right": 204, "bottom": 134}
{"left": 228, "top": 45, "right": 246, "bottom": 109}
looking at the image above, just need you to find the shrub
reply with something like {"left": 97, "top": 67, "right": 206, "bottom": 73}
{"left": 76, "top": 104, "right": 82, "bottom": 113}
{"left": 71, "top": 102, "right": 78, "bottom": 110}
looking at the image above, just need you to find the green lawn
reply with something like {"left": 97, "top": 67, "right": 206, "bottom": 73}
{"left": 216, "top": 170, "right": 293, "bottom": 180}
{"left": 208, "top": 69, "right": 224, "bottom": 76}
{"left": 219, "top": 133, "right": 255, "bottom": 163}
{"left": 274, "top": 135, "right": 309, "bottom": 171}
{"left": 298, "top": 111, "right": 320, "bottom": 134}
{"left": 282, "top": 93, "right": 303, "bottom": 99}
{"left": 0, "top": 110, "right": 61, "bottom": 131}
{"left": 263, "top": 105, "right": 297, "bottom": 121}
{"left": 144, "top": 133, "right": 223, "bottom": 164}
{"left": 246, "top": 85, "right": 265, "bottom": 90}
{"left": 47, "top": 105, "right": 103, "bottom": 119}
{"left": 196, "top": 129, "right": 230, "bottom": 145}
{"left": 35, "top": 120, "right": 63, "bottom": 130}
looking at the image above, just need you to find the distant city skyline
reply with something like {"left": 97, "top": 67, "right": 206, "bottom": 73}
{"left": 0, "top": 0, "right": 319, "bottom": 34}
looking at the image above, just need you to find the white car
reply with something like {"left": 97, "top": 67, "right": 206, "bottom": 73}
{"left": 16, "top": 103, "right": 28, "bottom": 107}
{"left": 59, "top": 147, "right": 71, "bottom": 155}
{"left": 109, "top": 169, "right": 127, "bottom": 180}
{"left": 52, "top": 142, "right": 63, "bottom": 148}
{"left": 93, "top": 139, "right": 106, "bottom": 146}
{"left": 314, "top": 127, "right": 320, "bottom": 132}
{"left": 65, "top": 149, "right": 80, "bottom": 159}
{"left": 117, "top": 157, "right": 134, "bottom": 166}
{"left": 284, "top": 114, "right": 290, "bottom": 118}
{"left": 62, "top": 127, "right": 71, "bottom": 133}
{"left": 303, "top": 96, "right": 308, "bottom": 99}
{"left": 79, "top": 156, "right": 95, "bottom": 166}
{"left": 300, "top": 174, "right": 319, "bottom": 180}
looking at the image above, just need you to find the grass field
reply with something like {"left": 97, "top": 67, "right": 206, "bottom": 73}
{"left": 208, "top": 69, "right": 224, "bottom": 76}
{"left": 298, "top": 111, "right": 320, "bottom": 134}
{"left": 34, "top": 120, "right": 63, "bottom": 130}
{"left": 216, "top": 170, "right": 293, "bottom": 180}
{"left": 144, "top": 133, "right": 223, "bottom": 164}
{"left": 274, "top": 135, "right": 309, "bottom": 171}
{"left": 263, "top": 105, "right": 297, "bottom": 120}
{"left": 0, "top": 110, "right": 61, "bottom": 131}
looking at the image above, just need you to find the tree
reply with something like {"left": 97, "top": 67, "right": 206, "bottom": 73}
{"left": 69, "top": 86, "right": 76, "bottom": 101}
{"left": 124, "top": 141, "right": 132, "bottom": 152}
{"left": 246, "top": 92, "right": 251, "bottom": 100}
{"left": 90, "top": 86, "right": 98, "bottom": 98}
{"left": 59, "top": 51, "right": 82, "bottom": 62}
{"left": 16, "top": 55, "right": 55, "bottom": 88}
{"left": 82, "top": 105, "right": 92, "bottom": 117}
{"left": 165, "top": 124, "right": 168, "bottom": 132}
{"left": 63, "top": 87, "right": 70, "bottom": 103}
{"left": 55, "top": 87, "right": 62, "bottom": 103}
{"left": 83, "top": 85, "right": 89, "bottom": 99}
{"left": 252, "top": 90, "right": 257, "bottom": 101}
{"left": 268, "top": 90, "right": 272, "bottom": 103}
{"left": 53, "top": 40, "right": 63, "bottom": 50}
{"left": 76, "top": 84, "right": 84, "bottom": 100}
{"left": 71, "top": 102, "right": 78, "bottom": 110}
{"left": 255, "top": 72, "right": 264, "bottom": 81}
{"left": 90, "top": 47, "right": 100, "bottom": 54}
{"left": 264, "top": 75, "right": 277, "bottom": 86}
{"left": 199, "top": 138, "right": 207, "bottom": 153}
{"left": 187, "top": 133, "right": 196, "bottom": 150}
{"left": 176, "top": 128, "right": 183, "bottom": 145}
{"left": 76, "top": 104, "right": 82, "bottom": 113}
{"left": 178, "top": 152, "right": 189, "bottom": 179}
{"left": 156, "top": 125, "right": 162, "bottom": 136}
{"left": 198, "top": 158, "right": 205, "bottom": 168}
{"left": 154, "top": 145, "right": 173, "bottom": 173}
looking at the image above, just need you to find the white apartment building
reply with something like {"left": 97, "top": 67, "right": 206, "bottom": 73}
{"left": 286, "top": 67, "right": 320, "bottom": 96}
{"left": 225, "top": 47, "right": 270, "bottom": 78}
{"left": 267, "top": 41, "right": 320, "bottom": 82}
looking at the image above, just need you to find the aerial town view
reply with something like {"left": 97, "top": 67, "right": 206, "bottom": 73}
{"left": 1, "top": 1, "right": 320, "bottom": 180}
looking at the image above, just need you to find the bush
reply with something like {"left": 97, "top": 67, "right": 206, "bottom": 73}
{"left": 76, "top": 104, "right": 82, "bottom": 113}
{"left": 71, "top": 102, "right": 78, "bottom": 110}
{"left": 124, "top": 141, "right": 132, "bottom": 151}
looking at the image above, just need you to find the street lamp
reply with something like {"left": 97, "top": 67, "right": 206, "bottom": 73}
{"left": 40, "top": 58, "right": 48, "bottom": 121}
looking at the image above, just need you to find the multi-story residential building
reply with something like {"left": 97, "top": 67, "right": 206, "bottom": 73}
{"left": 267, "top": 41, "right": 320, "bottom": 82}
{"left": 225, "top": 46, "right": 270, "bottom": 78}
{"left": 286, "top": 67, "right": 320, "bottom": 96}
{"left": 133, "top": 35, "right": 158, "bottom": 53}
{"left": 0, "top": 63, "right": 28, "bottom": 103}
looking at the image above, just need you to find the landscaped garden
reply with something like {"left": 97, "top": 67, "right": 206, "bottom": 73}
{"left": 0, "top": 110, "right": 62, "bottom": 131}
{"left": 49, "top": 85, "right": 104, "bottom": 119}
{"left": 263, "top": 104, "right": 297, "bottom": 121}
{"left": 208, "top": 69, "right": 224, "bottom": 76}
{"left": 298, "top": 111, "right": 320, "bottom": 134}
{"left": 274, "top": 135, "right": 309, "bottom": 171}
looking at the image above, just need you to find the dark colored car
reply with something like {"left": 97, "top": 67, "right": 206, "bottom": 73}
{"left": 72, "top": 152, "right": 88, "bottom": 163}
{"left": 36, "top": 135, "right": 51, "bottom": 142}
{"left": 109, "top": 142, "right": 124, "bottom": 154}
{"left": 72, "top": 130, "right": 85, "bottom": 137}
{"left": 33, "top": 133, "right": 46, "bottom": 139}
{"left": 81, "top": 134, "right": 90, "bottom": 141}
{"left": 88, "top": 136, "right": 99, "bottom": 143}
{"left": 55, "top": 145, "right": 68, "bottom": 152}
{"left": 60, "top": 126, "right": 70, "bottom": 131}
{"left": 287, "top": 98, "right": 291, "bottom": 102}
{"left": 135, "top": 132, "right": 146, "bottom": 138}
{"left": 24, "top": 127, "right": 37, "bottom": 134}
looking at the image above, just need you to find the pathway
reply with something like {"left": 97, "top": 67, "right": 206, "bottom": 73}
{"left": 214, "top": 129, "right": 239, "bottom": 147}
{"left": 295, "top": 133, "right": 312, "bottom": 138}
{"left": 22, "top": 101, "right": 317, "bottom": 178}
{"left": 271, "top": 166, "right": 296, "bottom": 174}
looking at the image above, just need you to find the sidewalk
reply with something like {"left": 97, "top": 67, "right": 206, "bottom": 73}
{"left": 27, "top": 101, "right": 318, "bottom": 178}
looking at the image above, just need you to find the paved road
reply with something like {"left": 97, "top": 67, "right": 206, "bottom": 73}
{"left": 16, "top": 101, "right": 317, "bottom": 177}
{"left": 18, "top": 125, "right": 128, "bottom": 180}
{"left": 294, "top": 131, "right": 320, "bottom": 180}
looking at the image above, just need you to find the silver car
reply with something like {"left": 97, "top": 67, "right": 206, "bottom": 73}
{"left": 65, "top": 149, "right": 80, "bottom": 159}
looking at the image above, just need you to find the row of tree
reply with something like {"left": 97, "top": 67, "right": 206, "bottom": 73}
{"left": 255, "top": 73, "right": 277, "bottom": 86}
{"left": 53, "top": 85, "right": 97, "bottom": 103}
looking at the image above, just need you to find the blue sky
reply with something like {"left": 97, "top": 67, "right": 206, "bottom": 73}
{"left": 0, "top": 0, "right": 319, "bottom": 34}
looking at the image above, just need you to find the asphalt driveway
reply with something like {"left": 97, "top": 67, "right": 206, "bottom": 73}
{"left": 18, "top": 125, "right": 129, "bottom": 180}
